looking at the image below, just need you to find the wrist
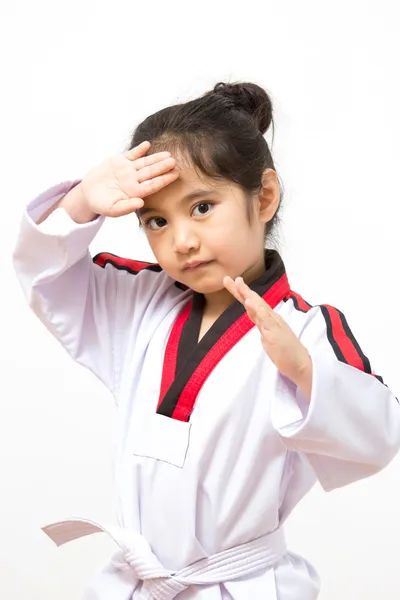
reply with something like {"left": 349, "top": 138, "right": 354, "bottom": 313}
{"left": 292, "top": 354, "right": 313, "bottom": 403}
{"left": 59, "top": 183, "right": 98, "bottom": 224}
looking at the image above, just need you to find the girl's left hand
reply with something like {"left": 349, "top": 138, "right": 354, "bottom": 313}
{"left": 223, "top": 276, "right": 312, "bottom": 396}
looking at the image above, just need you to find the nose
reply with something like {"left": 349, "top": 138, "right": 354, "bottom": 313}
{"left": 172, "top": 222, "right": 200, "bottom": 254}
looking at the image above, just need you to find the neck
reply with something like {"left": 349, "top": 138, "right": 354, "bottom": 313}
{"left": 202, "top": 287, "right": 235, "bottom": 317}
{"left": 203, "top": 253, "right": 266, "bottom": 317}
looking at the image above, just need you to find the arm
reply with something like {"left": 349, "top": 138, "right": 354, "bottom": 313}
{"left": 13, "top": 146, "right": 180, "bottom": 396}
{"left": 35, "top": 179, "right": 97, "bottom": 225}
{"left": 12, "top": 180, "right": 119, "bottom": 392}
{"left": 271, "top": 305, "right": 400, "bottom": 491}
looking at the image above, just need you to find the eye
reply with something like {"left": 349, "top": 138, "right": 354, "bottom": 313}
{"left": 146, "top": 216, "right": 167, "bottom": 230}
{"left": 192, "top": 202, "right": 212, "bottom": 217}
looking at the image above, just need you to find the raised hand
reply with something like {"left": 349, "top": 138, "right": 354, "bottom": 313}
{"left": 78, "top": 141, "right": 179, "bottom": 218}
{"left": 223, "top": 275, "right": 312, "bottom": 399}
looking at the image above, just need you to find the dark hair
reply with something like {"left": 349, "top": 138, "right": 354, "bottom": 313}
{"left": 127, "top": 81, "right": 284, "bottom": 243}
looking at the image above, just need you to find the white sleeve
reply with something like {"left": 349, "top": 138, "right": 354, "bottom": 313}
{"left": 12, "top": 180, "right": 120, "bottom": 394}
{"left": 271, "top": 304, "right": 400, "bottom": 492}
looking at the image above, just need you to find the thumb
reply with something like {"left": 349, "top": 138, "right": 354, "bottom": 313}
{"left": 107, "top": 198, "right": 144, "bottom": 218}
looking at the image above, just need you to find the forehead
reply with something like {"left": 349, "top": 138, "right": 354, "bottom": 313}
{"left": 145, "top": 156, "right": 240, "bottom": 208}
{"left": 158, "top": 162, "right": 218, "bottom": 198}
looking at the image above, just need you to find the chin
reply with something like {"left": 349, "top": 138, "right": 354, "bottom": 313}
{"left": 183, "top": 279, "right": 225, "bottom": 295}
{"left": 171, "top": 263, "right": 226, "bottom": 295}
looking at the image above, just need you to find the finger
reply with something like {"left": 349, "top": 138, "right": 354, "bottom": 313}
{"left": 241, "top": 291, "right": 273, "bottom": 329}
{"left": 244, "top": 294, "right": 268, "bottom": 315}
{"left": 133, "top": 151, "right": 173, "bottom": 171}
{"left": 124, "top": 141, "right": 151, "bottom": 161}
{"left": 242, "top": 293, "right": 264, "bottom": 319}
{"left": 244, "top": 301, "right": 259, "bottom": 324}
{"left": 223, "top": 276, "right": 246, "bottom": 304}
{"left": 234, "top": 277, "right": 254, "bottom": 301}
{"left": 237, "top": 279, "right": 273, "bottom": 314}
{"left": 136, "top": 157, "right": 177, "bottom": 183}
{"left": 236, "top": 278, "right": 265, "bottom": 306}
{"left": 138, "top": 170, "right": 180, "bottom": 197}
{"left": 254, "top": 304, "right": 278, "bottom": 333}
{"left": 235, "top": 279, "right": 266, "bottom": 315}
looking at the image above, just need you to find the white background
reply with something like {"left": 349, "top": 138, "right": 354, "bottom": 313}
{"left": 1, "top": 1, "right": 400, "bottom": 598}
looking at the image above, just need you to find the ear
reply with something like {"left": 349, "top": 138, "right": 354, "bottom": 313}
{"left": 257, "top": 169, "right": 280, "bottom": 224}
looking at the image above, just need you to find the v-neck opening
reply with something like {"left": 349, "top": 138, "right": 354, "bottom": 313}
{"left": 176, "top": 293, "right": 205, "bottom": 375}
{"left": 157, "top": 249, "right": 290, "bottom": 422}
{"left": 176, "top": 249, "right": 286, "bottom": 365}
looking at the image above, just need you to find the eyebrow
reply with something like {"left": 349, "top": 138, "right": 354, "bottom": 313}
{"left": 137, "top": 188, "right": 221, "bottom": 218}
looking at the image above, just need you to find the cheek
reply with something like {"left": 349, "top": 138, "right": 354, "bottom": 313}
{"left": 213, "top": 209, "right": 254, "bottom": 243}
{"left": 209, "top": 205, "right": 243, "bottom": 233}
{"left": 144, "top": 234, "right": 165, "bottom": 264}
{"left": 146, "top": 234, "right": 177, "bottom": 273}
{"left": 144, "top": 233, "right": 157, "bottom": 254}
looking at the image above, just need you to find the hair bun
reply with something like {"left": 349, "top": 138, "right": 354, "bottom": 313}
{"left": 212, "top": 81, "right": 273, "bottom": 135}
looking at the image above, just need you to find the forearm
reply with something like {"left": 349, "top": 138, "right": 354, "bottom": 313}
{"left": 292, "top": 358, "right": 313, "bottom": 403}
{"left": 273, "top": 351, "right": 400, "bottom": 490}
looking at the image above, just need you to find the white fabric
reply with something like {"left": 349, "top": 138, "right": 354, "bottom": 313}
{"left": 42, "top": 518, "right": 286, "bottom": 600}
{"left": 13, "top": 181, "right": 400, "bottom": 600}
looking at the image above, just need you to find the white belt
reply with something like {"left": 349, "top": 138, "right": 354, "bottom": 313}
{"left": 42, "top": 518, "right": 287, "bottom": 600}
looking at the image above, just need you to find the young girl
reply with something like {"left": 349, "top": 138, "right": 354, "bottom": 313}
{"left": 13, "top": 82, "right": 400, "bottom": 600}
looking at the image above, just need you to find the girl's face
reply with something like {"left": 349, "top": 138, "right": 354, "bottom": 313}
{"left": 137, "top": 159, "right": 279, "bottom": 295}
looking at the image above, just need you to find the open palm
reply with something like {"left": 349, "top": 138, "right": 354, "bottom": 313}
{"left": 80, "top": 141, "right": 178, "bottom": 218}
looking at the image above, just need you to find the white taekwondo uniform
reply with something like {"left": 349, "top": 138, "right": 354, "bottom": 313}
{"left": 12, "top": 180, "right": 400, "bottom": 600}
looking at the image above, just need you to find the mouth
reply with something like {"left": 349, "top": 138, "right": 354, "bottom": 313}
{"left": 183, "top": 260, "right": 213, "bottom": 271}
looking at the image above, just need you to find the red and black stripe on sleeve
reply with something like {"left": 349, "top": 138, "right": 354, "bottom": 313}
{"left": 285, "top": 291, "right": 391, "bottom": 390}
{"left": 284, "top": 291, "right": 312, "bottom": 313}
{"left": 92, "top": 252, "right": 162, "bottom": 274}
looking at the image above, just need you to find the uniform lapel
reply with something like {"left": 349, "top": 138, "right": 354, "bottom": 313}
{"left": 157, "top": 250, "right": 290, "bottom": 422}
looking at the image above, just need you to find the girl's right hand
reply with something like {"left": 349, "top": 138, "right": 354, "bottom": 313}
{"left": 79, "top": 141, "right": 178, "bottom": 218}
